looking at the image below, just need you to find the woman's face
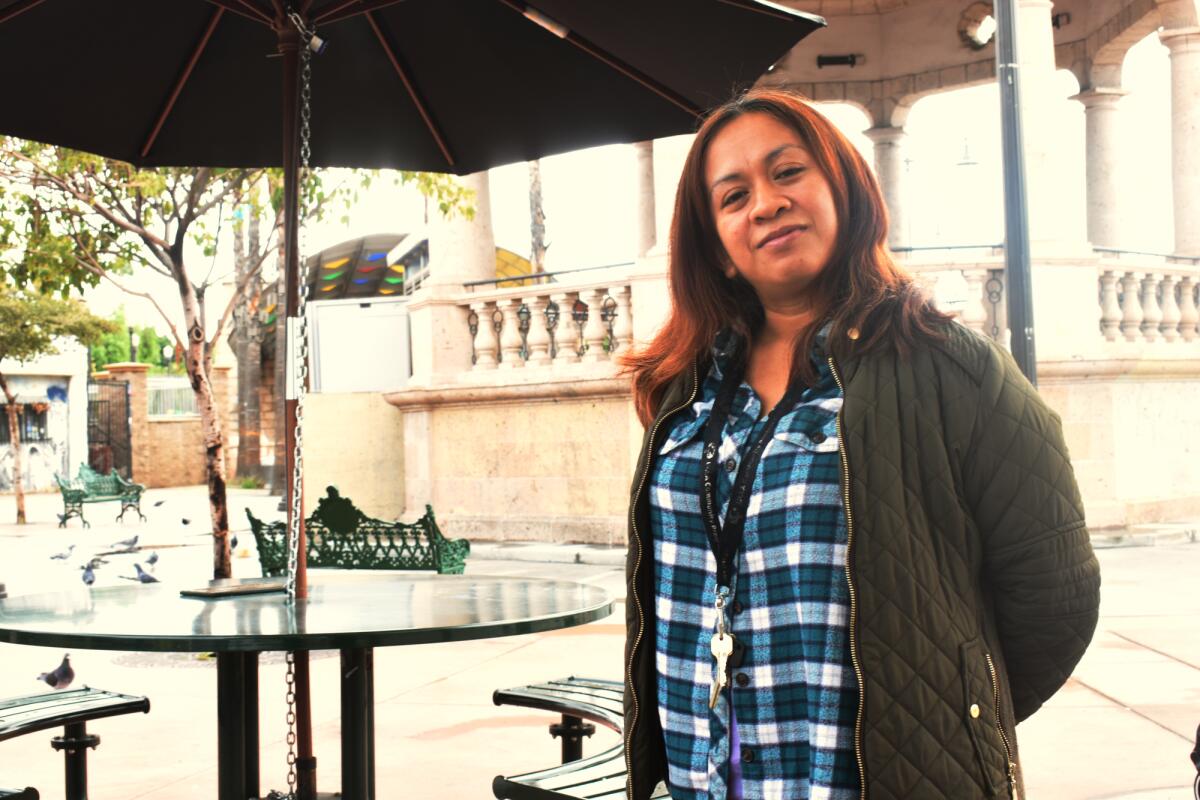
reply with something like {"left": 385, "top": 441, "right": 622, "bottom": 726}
{"left": 703, "top": 112, "right": 839, "bottom": 306}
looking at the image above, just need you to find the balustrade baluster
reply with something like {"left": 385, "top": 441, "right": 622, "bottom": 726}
{"left": 1098, "top": 270, "right": 1122, "bottom": 342}
{"left": 1120, "top": 272, "right": 1144, "bottom": 342}
{"left": 1179, "top": 276, "right": 1199, "bottom": 342}
{"left": 580, "top": 289, "right": 610, "bottom": 363}
{"left": 498, "top": 298, "right": 525, "bottom": 368}
{"left": 960, "top": 269, "right": 988, "bottom": 333}
{"left": 524, "top": 294, "right": 552, "bottom": 366}
{"left": 1140, "top": 273, "right": 1163, "bottom": 342}
{"left": 610, "top": 285, "right": 633, "bottom": 352}
{"left": 550, "top": 292, "right": 580, "bottom": 365}
{"left": 470, "top": 301, "right": 499, "bottom": 369}
{"left": 1160, "top": 274, "right": 1182, "bottom": 342}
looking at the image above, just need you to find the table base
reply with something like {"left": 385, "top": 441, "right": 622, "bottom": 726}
{"left": 216, "top": 648, "right": 376, "bottom": 800}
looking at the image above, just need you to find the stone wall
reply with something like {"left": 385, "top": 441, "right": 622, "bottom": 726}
{"left": 300, "top": 392, "right": 406, "bottom": 520}
{"left": 106, "top": 363, "right": 232, "bottom": 488}
{"left": 1041, "top": 371, "right": 1200, "bottom": 528}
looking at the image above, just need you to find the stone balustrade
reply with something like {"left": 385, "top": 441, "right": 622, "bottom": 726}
{"left": 462, "top": 280, "right": 633, "bottom": 372}
{"left": 1098, "top": 264, "right": 1200, "bottom": 344}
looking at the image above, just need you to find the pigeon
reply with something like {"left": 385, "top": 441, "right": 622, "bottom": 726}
{"left": 85, "top": 556, "right": 109, "bottom": 569}
{"left": 180, "top": 518, "right": 191, "bottom": 526}
{"left": 146, "top": 551, "right": 159, "bottom": 566}
{"left": 132, "top": 564, "right": 159, "bottom": 583}
{"left": 230, "top": 534, "right": 238, "bottom": 550}
{"left": 81, "top": 565, "right": 95, "bottom": 586}
{"left": 37, "top": 654, "right": 74, "bottom": 690}
{"left": 50, "top": 544, "right": 75, "bottom": 560}
{"left": 153, "top": 499, "right": 166, "bottom": 507}
{"left": 111, "top": 535, "right": 139, "bottom": 550}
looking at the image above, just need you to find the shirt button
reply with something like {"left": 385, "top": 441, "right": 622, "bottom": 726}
{"left": 724, "top": 457, "right": 737, "bottom": 473}
{"left": 735, "top": 672, "right": 750, "bottom": 687}
{"left": 741, "top": 747, "right": 755, "bottom": 764}
{"left": 732, "top": 600, "right": 744, "bottom": 615}
{"left": 811, "top": 431, "right": 827, "bottom": 444}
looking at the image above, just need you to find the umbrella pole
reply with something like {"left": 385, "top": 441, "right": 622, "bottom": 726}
{"left": 279, "top": 17, "right": 317, "bottom": 800}
{"left": 994, "top": 0, "right": 1037, "bottom": 384}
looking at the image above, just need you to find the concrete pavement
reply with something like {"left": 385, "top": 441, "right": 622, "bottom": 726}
{"left": 0, "top": 486, "right": 1197, "bottom": 799}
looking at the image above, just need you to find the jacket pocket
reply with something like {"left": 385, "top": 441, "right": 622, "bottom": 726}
{"left": 960, "top": 638, "right": 1016, "bottom": 798}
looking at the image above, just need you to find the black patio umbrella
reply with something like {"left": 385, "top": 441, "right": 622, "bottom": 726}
{"left": 0, "top": 0, "right": 823, "bottom": 174}
{"left": 0, "top": 2, "right": 824, "bottom": 797}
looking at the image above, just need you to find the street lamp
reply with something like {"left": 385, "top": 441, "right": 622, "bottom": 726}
{"left": 161, "top": 343, "right": 174, "bottom": 368}
{"left": 127, "top": 326, "right": 136, "bottom": 362}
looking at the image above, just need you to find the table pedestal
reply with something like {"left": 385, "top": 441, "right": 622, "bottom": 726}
{"left": 340, "top": 648, "right": 375, "bottom": 800}
{"left": 216, "top": 652, "right": 259, "bottom": 800}
{"left": 215, "top": 649, "right": 375, "bottom": 800}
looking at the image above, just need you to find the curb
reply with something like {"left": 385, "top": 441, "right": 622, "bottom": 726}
{"left": 469, "top": 541, "right": 626, "bottom": 567}
{"left": 1090, "top": 523, "right": 1200, "bottom": 549}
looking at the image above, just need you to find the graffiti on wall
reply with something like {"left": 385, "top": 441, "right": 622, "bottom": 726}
{"left": 0, "top": 383, "right": 69, "bottom": 491}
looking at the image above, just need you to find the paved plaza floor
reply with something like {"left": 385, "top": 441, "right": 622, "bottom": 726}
{"left": 0, "top": 486, "right": 1196, "bottom": 799}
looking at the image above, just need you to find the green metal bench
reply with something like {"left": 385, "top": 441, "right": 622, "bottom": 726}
{"left": 491, "top": 677, "right": 669, "bottom": 800}
{"left": 245, "top": 486, "right": 470, "bottom": 576}
{"left": 0, "top": 687, "right": 150, "bottom": 800}
{"left": 53, "top": 464, "right": 146, "bottom": 529}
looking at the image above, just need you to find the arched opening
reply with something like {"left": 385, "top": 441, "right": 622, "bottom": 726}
{"left": 811, "top": 102, "right": 873, "bottom": 164}
{"left": 1119, "top": 32, "right": 1172, "bottom": 253}
{"left": 902, "top": 68, "right": 1086, "bottom": 248}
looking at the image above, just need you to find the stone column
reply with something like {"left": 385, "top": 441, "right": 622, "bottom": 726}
{"left": 427, "top": 170, "right": 496, "bottom": 287}
{"left": 1073, "top": 87, "right": 1127, "bottom": 248}
{"left": 408, "top": 170, "right": 496, "bottom": 385}
{"left": 104, "top": 363, "right": 149, "bottom": 482}
{"left": 634, "top": 141, "right": 657, "bottom": 257}
{"left": 1160, "top": 27, "right": 1200, "bottom": 256}
{"left": 864, "top": 126, "right": 907, "bottom": 250}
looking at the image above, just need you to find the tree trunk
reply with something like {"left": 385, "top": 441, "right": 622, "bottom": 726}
{"left": 0, "top": 373, "right": 26, "bottom": 524}
{"left": 268, "top": 245, "right": 287, "bottom": 496}
{"left": 179, "top": 278, "right": 231, "bottom": 579}
{"left": 234, "top": 205, "right": 264, "bottom": 483}
{"left": 529, "top": 159, "right": 547, "bottom": 273}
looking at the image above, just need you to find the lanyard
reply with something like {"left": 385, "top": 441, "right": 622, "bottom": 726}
{"left": 699, "top": 342, "right": 803, "bottom": 589}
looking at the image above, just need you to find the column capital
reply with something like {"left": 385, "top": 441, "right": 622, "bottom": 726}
{"left": 1160, "top": 27, "right": 1200, "bottom": 52}
{"left": 1070, "top": 87, "right": 1128, "bottom": 108}
{"left": 862, "top": 125, "right": 906, "bottom": 145}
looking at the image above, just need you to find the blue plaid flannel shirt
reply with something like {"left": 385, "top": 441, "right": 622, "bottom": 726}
{"left": 650, "top": 328, "right": 860, "bottom": 800}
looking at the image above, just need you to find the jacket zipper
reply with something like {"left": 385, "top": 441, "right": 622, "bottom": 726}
{"left": 828, "top": 355, "right": 866, "bottom": 799}
{"left": 985, "top": 652, "right": 1019, "bottom": 798}
{"left": 626, "top": 361, "right": 700, "bottom": 800}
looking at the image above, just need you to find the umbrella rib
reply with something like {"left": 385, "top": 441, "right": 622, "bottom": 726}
{"left": 495, "top": 0, "right": 701, "bottom": 119}
{"left": 314, "top": 0, "right": 407, "bottom": 26}
{"left": 715, "top": 0, "right": 808, "bottom": 22}
{"left": 0, "top": 0, "right": 47, "bottom": 26}
{"left": 364, "top": 11, "right": 456, "bottom": 169}
{"left": 141, "top": 7, "right": 226, "bottom": 160}
{"left": 204, "top": 0, "right": 273, "bottom": 26}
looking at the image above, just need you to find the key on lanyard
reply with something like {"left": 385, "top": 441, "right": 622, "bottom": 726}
{"left": 709, "top": 592, "right": 735, "bottom": 709}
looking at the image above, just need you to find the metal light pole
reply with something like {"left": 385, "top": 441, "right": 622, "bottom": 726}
{"left": 994, "top": 0, "right": 1038, "bottom": 385}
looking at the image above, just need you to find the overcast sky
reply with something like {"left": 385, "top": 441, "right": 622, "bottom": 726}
{"left": 92, "top": 31, "right": 1173, "bottom": 329}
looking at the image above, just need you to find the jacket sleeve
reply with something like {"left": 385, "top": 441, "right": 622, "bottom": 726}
{"left": 960, "top": 341, "right": 1101, "bottom": 722}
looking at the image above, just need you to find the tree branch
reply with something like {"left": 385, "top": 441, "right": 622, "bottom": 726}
{"left": 3, "top": 150, "right": 171, "bottom": 250}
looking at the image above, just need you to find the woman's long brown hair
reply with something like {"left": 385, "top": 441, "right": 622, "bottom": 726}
{"left": 623, "top": 88, "right": 951, "bottom": 426}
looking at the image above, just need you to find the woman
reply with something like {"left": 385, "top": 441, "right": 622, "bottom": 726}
{"left": 621, "top": 89, "right": 1101, "bottom": 800}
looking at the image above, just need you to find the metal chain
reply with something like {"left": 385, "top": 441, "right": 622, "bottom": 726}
{"left": 269, "top": 12, "right": 316, "bottom": 800}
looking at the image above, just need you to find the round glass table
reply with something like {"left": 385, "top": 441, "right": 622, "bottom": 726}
{"left": 0, "top": 572, "right": 613, "bottom": 800}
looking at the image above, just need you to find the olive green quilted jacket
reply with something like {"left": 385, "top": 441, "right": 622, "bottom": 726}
{"left": 623, "top": 322, "right": 1102, "bottom": 799}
